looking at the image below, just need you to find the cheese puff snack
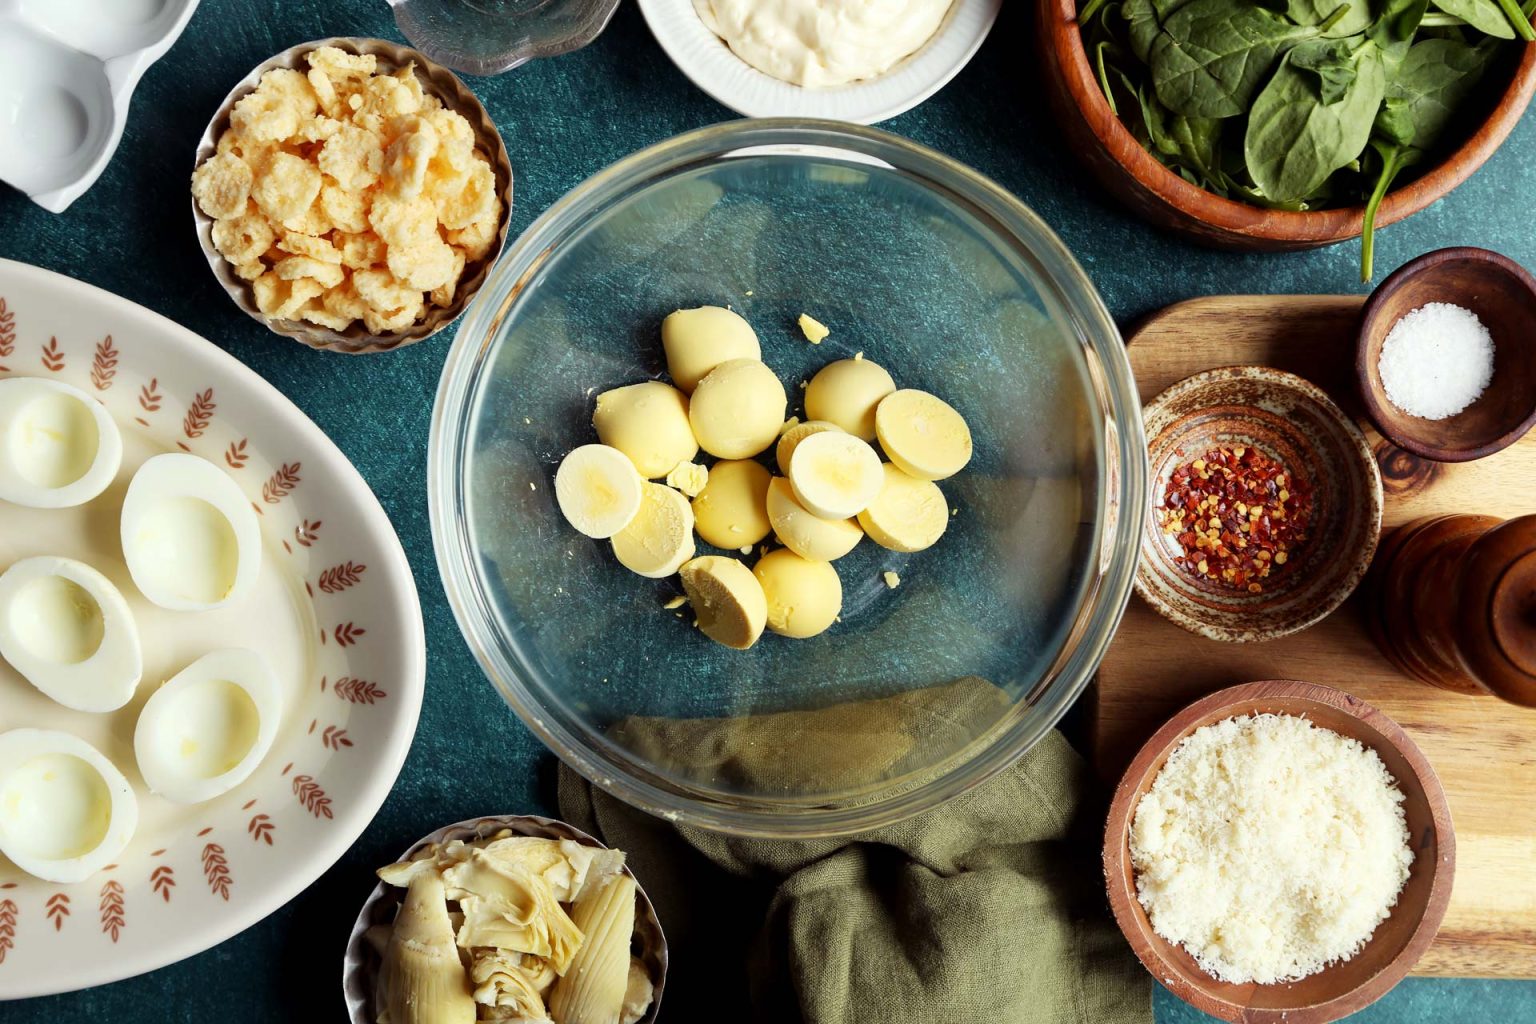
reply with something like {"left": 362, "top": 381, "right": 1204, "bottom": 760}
{"left": 194, "top": 46, "right": 503, "bottom": 338}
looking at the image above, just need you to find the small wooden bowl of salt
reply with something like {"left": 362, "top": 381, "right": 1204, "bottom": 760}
{"left": 1358, "top": 247, "right": 1536, "bottom": 463}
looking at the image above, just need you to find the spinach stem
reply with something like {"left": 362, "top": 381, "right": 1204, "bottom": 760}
{"left": 1495, "top": 0, "right": 1536, "bottom": 40}
{"left": 1096, "top": 42, "right": 1119, "bottom": 115}
{"left": 1319, "top": 3, "right": 1351, "bottom": 32}
{"left": 1418, "top": 12, "right": 1467, "bottom": 25}
{"left": 1361, "top": 146, "right": 1406, "bottom": 283}
{"left": 1080, "top": 0, "right": 1110, "bottom": 24}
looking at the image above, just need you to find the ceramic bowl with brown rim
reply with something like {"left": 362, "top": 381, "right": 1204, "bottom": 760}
{"left": 342, "top": 814, "right": 667, "bottom": 1024}
{"left": 1035, "top": 0, "right": 1536, "bottom": 251}
{"left": 1104, "top": 680, "right": 1455, "bottom": 1024}
{"left": 1137, "top": 366, "right": 1383, "bottom": 643}
{"left": 1357, "top": 247, "right": 1536, "bottom": 462}
{"left": 192, "top": 37, "right": 514, "bottom": 354}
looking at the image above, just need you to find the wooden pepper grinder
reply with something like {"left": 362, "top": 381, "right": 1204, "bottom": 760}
{"left": 1368, "top": 514, "right": 1536, "bottom": 706}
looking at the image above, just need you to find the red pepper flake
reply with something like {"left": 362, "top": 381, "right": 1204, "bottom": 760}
{"left": 1157, "top": 444, "right": 1314, "bottom": 592}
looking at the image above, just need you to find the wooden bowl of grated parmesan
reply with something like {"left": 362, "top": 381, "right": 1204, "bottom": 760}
{"left": 1103, "top": 680, "right": 1455, "bottom": 1024}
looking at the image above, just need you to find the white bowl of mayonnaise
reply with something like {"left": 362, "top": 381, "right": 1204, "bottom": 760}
{"left": 637, "top": 0, "right": 1001, "bottom": 124}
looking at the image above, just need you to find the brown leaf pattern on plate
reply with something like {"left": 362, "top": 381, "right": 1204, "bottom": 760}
{"left": 263, "top": 462, "right": 301, "bottom": 504}
{"left": 321, "top": 726, "right": 353, "bottom": 750}
{"left": 0, "top": 898, "right": 15, "bottom": 964}
{"left": 318, "top": 561, "right": 366, "bottom": 593}
{"left": 225, "top": 438, "right": 249, "bottom": 469}
{"left": 139, "top": 378, "right": 162, "bottom": 413}
{"left": 202, "top": 844, "right": 232, "bottom": 900}
{"left": 40, "top": 337, "right": 64, "bottom": 372}
{"left": 295, "top": 519, "right": 322, "bottom": 547}
{"left": 332, "top": 677, "right": 386, "bottom": 704}
{"left": 293, "top": 775, "right": 333, "bottom": 819}
{"left": 99, "top": 881, "right": 125, "bottom": 942}
{"left": 0, "top": 297, "right": 13, "bottom": 371}
{"left": 150, "top": 865, "right": 175, "bottom": 903}
{"left": 45, "top": 894, "right": 69, "bottom": 931}
{"left": 183, "top": 388, "right": 216, "bottom": 439}
{"left": 91, "top": 335, "right": 118, "bottom": 391}
{"left": 248, "top": 814, "right": 275, "bottom": 846}
{"left": 332, "top": 622, "right": 365, "bottom": 647}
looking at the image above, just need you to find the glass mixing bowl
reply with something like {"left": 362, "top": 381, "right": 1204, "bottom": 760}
{"left": 430, "top": 120, "right": 1147, "bottom": 837}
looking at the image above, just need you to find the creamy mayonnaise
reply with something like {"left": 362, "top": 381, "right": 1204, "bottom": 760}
{"left": 693, "top": 0, "right": 956, "bottom": 89}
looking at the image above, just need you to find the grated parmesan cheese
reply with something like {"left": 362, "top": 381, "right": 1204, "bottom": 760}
{"left": 1130, "top": 713, "right": 1413, "bottom": 985}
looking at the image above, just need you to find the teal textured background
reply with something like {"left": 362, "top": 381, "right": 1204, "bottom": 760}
{"left": 0, "top": 1, "right": 1533, "bottom": 1020}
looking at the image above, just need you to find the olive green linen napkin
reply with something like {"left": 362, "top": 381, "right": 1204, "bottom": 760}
{"left": 556, "top": 679, "right": 1151, "bottom": 1024}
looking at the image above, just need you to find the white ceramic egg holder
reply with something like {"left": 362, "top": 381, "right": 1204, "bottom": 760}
{"left": 0, "top": 0, "right": 199, "bottom": 213}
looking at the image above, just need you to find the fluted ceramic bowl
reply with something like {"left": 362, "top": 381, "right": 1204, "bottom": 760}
{"left": 191, "top": 37, "right": 513, "bottom": 354}
{"left": 343, "top": 814, "right": 667, "bottom": 1024}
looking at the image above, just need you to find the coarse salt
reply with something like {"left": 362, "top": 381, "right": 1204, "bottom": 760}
{"left": 1378, "top": 302, "right": 1494, "bottom": 420}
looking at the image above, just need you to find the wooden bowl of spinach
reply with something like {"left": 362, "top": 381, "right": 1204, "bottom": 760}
{"left": 1036, "top": 0, "right": 1536, "bottom": 278}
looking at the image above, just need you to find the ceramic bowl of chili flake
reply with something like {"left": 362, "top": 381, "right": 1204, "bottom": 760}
{"left": 1137, "top": 366, "right": 1383, "bottom": 643}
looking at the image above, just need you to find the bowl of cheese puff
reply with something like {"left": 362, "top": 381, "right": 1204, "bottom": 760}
{"left": 191, "top": 38, "right": 512, "bottom": 353}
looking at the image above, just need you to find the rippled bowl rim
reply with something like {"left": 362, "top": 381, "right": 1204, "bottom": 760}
{"left": 429, "top": 119, "right": 1148, "bottom": 838}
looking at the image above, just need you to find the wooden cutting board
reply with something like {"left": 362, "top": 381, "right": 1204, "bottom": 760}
{"left": 1095, "top": 295, "right": 1536, "bottom": 979}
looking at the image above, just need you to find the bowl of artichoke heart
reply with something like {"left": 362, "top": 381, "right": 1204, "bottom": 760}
{"left": 1037, "top": 0, "right": 1536, "bottom": 277}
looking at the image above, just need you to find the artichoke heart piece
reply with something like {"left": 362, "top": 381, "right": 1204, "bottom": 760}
{"left": 378, "top": 836, "right": 626, "bottom": 906}
{"left": 471, "top": 836, "right": 598, "bottom": 902}
{"left": 621, "top": 957, "right": 654, "bottom": 1024}
{"left": 548, "top": 874, "right": 637, "bottom": 1024}
{"left": 469, "top": 948, "right": 554, "bottom": 1018}
{"left": 378, "top": 838, "right": 476, "bottom": 888}
{"left": 380, "top": 872, "right": 477, "bottom": 1024}
{"left": 448, "top": 849, "right": 585, "bottom": 973}
{"left": 560, "top": 841, "right": 626, "bottom": 904}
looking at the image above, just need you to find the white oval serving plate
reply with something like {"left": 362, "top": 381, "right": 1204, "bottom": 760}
{"left": 0, "top": 0, "right": 200, "bottom": 214}
{"left": 0, "top": 258, "right": 425, "bottom": 998}
{"left": 636, "top": 0, "right": 1001, "bottom": 124}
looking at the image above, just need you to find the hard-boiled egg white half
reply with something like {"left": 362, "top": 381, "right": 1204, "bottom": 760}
{"left": 134, "top": 648, "right": 282, "bottom": 804}
{"left": 0, "top": 377, "right": 123, "bottom": 509}
{"left": 0, "top": 556, "right": 143, "bottom": 712}
{"left": 121, "top": 453, "right": 262, "bottom": 611}
{"left": 0, "top": 729, "right": 138, "bottom": 884}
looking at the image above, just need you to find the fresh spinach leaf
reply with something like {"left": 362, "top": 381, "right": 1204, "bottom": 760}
{"left": 1375, "top": 37, "right": 1492, "bottom": 147}
{"left": 1420, "top": 11, "right": 1471, "bottom": 24}
{"left": 1430, "top": 0, "right": 1518, "bottom": 37}
{"left": 1369, "top": 0, "right": 1432, "bottom": 59}
{"left": 1134, "top": 83, "right": 1225, "bottom": 188}
{"left": 1170, "top": 114, "right": 1226, "bottom": 186}
{"left": 1124, "top": 0, "right": 1202, "bottom": 64}
{"left": 1137, "top": 83, "right": 1178, "bottom": 154}
{"left": 1124, "top": 0, "right": 1174, "bottom": 62}
{"left": 1149, "top": 0, "right": 1319, "bottom": 118}
{"left": 1222, "top": 177, "right": 1312, "bottom": 209}
{"left": 1123, "top": 0, "right": 1161, "bottom": 62}
{"left": 1244, "top": 41, "right": 1387, "bottom": 202}
{"left": 1291, "top": 38, "right": 1362, "bottom": 102}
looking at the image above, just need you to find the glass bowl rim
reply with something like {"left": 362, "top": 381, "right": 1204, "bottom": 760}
{"left": 428, "top": 117, "right": 1149, "bottom": 838}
